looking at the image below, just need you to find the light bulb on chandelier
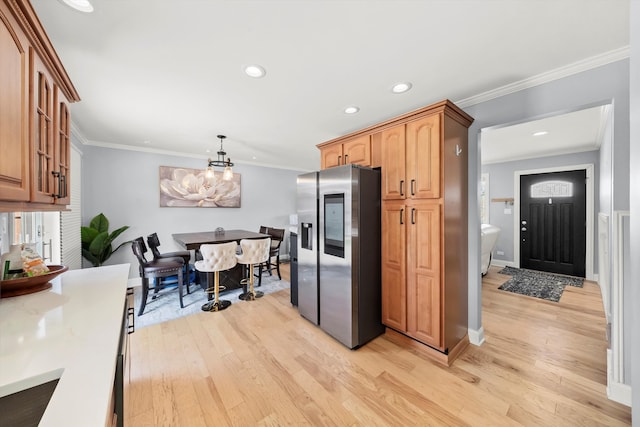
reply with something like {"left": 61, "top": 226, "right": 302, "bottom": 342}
{"left": 206, "top": 135, "right": 234, "bottom": 181}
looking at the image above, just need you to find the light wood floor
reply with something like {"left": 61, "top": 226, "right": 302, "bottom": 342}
{"left": 124, "top": 264, "right": 631, "bottom": 426}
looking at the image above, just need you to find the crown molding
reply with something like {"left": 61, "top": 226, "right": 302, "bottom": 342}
{"left": 455, "top": 47, "right": 630, "bottom": 108}
{"left": 82, "top": 139, "right": 308, "bottom": 172}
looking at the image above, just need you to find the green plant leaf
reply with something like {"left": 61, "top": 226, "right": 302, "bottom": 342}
{"left": 89, "top": 231, "right": 110, "bottom": 257}
{"left": 81, "top": 227, "right": 99, "bottom": 247}
{"left": 104, "top": 226, "right": 129, "bottom": 248}
{"left": 81, "top": 213, "right": 129, "bottom": 267}
{"left": 90, "top": 213, "right": 109, "bottom": 234}
{"left": 82, "top": 248, "right": 100, "bottom": 267}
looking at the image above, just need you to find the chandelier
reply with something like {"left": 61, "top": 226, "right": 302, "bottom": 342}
{"left": 206, "top": 135, "right": 234, "bottom": 180}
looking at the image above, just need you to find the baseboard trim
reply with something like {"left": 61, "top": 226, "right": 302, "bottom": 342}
{"left": 490, "top": 259, "right": 516, "bottom": 268}
{"left": 607, "top": 382, "right": 632, "bottom": 407}
{"left": 468, "top": 327, "right": 485, "bottom": 346}
{"left": 606, "top": 348, "right": 632, "bottom": 406}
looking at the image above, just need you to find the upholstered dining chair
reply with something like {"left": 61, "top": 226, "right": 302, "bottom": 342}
{"left": 131, "top": 237, "right": 185, "bottom": 316}
{"left": 237, "top": 238, "right": 270, "bottom": 301}
{"left": 147, "top": 232, "right": 193, "bottom": 293}
{"left": 194, "top": 241, "right": 238, "bottom": 312}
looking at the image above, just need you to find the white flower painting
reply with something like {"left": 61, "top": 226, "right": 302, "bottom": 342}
{"left": 159, "top": 166, "right": 241, "bottom": 207}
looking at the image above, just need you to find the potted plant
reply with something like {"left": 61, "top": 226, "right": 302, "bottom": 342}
{"left": 81, "top": 213, "right": 130, "bottom": 267}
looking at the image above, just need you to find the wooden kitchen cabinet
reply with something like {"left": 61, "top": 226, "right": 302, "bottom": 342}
{"left": 320, "top": 99, "right": 473, "bottom": 365}
{"left": 381, "top": 200, "right": 407, "bottom": 332}
{"left": 0, "top": 1, "right": 30, "bottom": 203}
{"left": 382, "top": 200, "right": 442, "bottom": 348}
{"left": 0, "top": 0, "right": 79, "bottom": 212}
{"left": 381, "top": 114, "right": 440, "bottom": 200}
{"left": 381, "top": 102, "right": 472, "bottom": 364}
{"left": 319, "top": 134, "right": 371, "bottom": 169}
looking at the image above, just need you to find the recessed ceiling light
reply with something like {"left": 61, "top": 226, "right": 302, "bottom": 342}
{"left": 392, "top": 82, "right": 412, "bottom": 94}
{"left": 344, "top": 106, "right": 360, "bottom": 114}
{"left": 59, "top": 0, "right": 94, "bottom": 12}
{"left": 533, "top": 131, "right": 548, "bottom": 136}
{"left": 244, "top": 64, "right": 266, "bottom": 78}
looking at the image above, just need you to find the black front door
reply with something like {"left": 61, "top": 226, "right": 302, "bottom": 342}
{"left": 520, "top": 169, "right": 586, "bottom": 277}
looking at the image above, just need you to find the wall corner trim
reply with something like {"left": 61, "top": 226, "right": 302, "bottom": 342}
{"left": 468, "top": 327, "right": 485, "bottom": 346}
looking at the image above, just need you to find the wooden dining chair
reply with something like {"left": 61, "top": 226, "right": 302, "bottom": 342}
{"left": 147, "top": 232, "right": 193, "bottom": 293}
{"left": 255, "top": 227, "right": 285, "bottom": 284}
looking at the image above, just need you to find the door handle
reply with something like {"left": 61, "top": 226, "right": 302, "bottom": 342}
{"left": 411, "top": 208, "right": 416, "bottom": 224}
{"left": 344, "top": 154, "right": 348, "bottom": 163}
{"left": 400, "top": 180, "right": 404, "bottom": 196}
{"left": 410, "top": 179, "right": 415, "bottom": 196}
{"left": 400, "top": 208, "right": 404, "bottom": 225}
{"left": 337, "top": 155, "right": 341, "bottom": 165}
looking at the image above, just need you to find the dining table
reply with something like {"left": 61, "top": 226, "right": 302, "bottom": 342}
{"left": 172, "top": 229, "right": 271, "bottom": 294}
{"left": 172, "top": 229, "right": 270, "bottom": 250}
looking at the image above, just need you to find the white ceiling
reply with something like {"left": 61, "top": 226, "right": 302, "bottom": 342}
{"left": 481, "top": 104, "right": 610, "bottom": 164}
{"left": 30, "top": 0, "right": 629, "bottom": 172}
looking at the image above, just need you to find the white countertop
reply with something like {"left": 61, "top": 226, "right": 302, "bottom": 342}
{"left": 0, "top": 263, "right": 131, "bottom": 427}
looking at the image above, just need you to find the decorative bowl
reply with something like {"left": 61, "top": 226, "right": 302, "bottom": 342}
{"left": 0, "top": 265, "right": 69, "bottom": 298}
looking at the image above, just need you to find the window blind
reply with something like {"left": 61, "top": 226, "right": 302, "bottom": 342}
{"left": 60, "top": 146, "right": 82, "bottom": 270}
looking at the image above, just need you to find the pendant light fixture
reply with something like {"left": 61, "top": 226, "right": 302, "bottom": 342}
{"left": 206, "top": 135, "right": 234, "bottom": 180}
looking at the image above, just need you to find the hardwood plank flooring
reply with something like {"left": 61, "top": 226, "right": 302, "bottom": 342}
{"left": 124, "top": 264, "right": 631, "bottom": 426}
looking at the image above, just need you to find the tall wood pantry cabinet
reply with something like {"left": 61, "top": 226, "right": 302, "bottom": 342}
{"left": 0, "top": 0, "right": 80, "bottom": 212}
{"left": 317, "top": 100, "right": 473, "bottom": 365}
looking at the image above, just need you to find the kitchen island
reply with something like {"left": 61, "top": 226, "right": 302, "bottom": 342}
{"left": 0, "top": 263, "right": 131, "bottom": 426}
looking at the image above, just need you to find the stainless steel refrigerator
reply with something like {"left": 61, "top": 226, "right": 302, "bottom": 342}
{"left": 296, "top": 164, "right": 384, "bottom": 349}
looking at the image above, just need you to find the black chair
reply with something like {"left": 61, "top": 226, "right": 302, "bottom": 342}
{"left": 132, "top": 237, "right": 185, "bottom": 316}
{"left": 147, "top": 232, "right": 194, "bottom": 293}
{"left": 255, "top": 227, "right": 284, "bottom": 285}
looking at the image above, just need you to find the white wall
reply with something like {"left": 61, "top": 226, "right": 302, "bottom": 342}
{"left": 481, "top": 150, "right": 599, "bottom": 267}
{"left": 80, "top": 145, "right": 303, "bottom": 278}
{"left": 464, "top": 59, "right": 630, "bottom": 354}
{"left": 629, "top": 0, "right": 639, "bottom": 420}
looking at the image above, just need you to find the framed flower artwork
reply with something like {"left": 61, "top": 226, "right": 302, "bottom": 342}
{"left": 159, "top": 166, "right": 241, "bottom": 207}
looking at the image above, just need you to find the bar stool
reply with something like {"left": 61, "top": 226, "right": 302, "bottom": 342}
{"left": 236, "top": 238, "right": 270, "bottom": 301}
{"left": 194, "top": 241, "right": 237, "bottom": 312}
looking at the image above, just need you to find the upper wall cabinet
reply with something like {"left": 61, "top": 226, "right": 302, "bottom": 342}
{"left": 0, "top": 2, "right": 30, "bottom": 203}
{"left": 0, "top": 0, "right": 79, "bottom": 212}
{"left": 319, "top": 134, "right": 373, "bottom": 169}
{"left": 381, "top": 114, "right": 441, "bottom": 200}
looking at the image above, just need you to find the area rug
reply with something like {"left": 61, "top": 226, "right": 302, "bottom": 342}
{"left": 497, "top": 266, "right": 584, "bottom": 302}
{"left": 132, "top": 275, "right": 290, "bottom": 329}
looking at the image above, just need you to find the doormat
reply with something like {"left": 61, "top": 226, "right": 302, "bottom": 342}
{"left": 497, "top": 266, "right": 584, "bottom": 302}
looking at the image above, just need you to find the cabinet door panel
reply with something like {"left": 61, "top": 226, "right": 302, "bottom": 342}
{"left": 381, "top": 201, "right": 407, "bottom": 331}
{"left": 381, "top": 124, "right": 406, "bottom": 200}
{"left": 0, "top": 6, "right": 30, "bottom": 202}
{"left": 320, "top": 144, "right": 342, "bottom": 169}
{"left": 30, "top": 51, "right": 55, "bottom": 203}
{"left": 54, "top": 88, "right": 70, "bottom": 204}
{"left": 343, "top": 135, "right": 370, "bottom": 166}
{"left": 406, "top": 114, "right": 440, "bottom": 199}
{"left": 406, "top": 201, "right": 441, "bottom": 348}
